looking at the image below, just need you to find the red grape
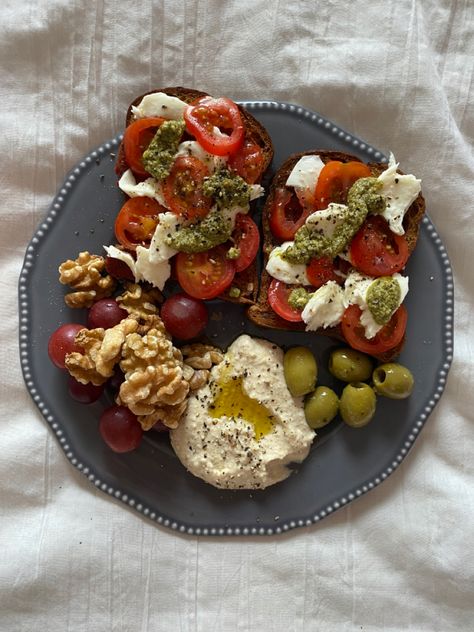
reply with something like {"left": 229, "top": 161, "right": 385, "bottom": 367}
{"left": 68, "top": 376, "right": 104, "bottom": 404}
{"left": 105, "top": 256, "right": 135, "bottom": 281}
{"left": 107, "top": 368, "right": 125, "bottom": 394}
{"left": 161, "top": 293, "right": 208, "bottom": 340}
{"left": 87, "top": 298, "right": 128, "bottom": 329}
{"left": 48, "top": 323, "right": 84, "bottom": 369}
{"left": 99, "top": 405, "right": 143, "bottom": 453}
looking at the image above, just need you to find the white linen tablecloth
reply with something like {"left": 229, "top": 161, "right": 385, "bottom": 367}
{"left": 1, "top": 1, "right": 473, "bottom": 630}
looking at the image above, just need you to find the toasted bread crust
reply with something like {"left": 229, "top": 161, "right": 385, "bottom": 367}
{"left": 115, "top": 87, "right": 274, "bottom": 306}
{"left": 247, "top": 150, "right": 425, "bottom": 361}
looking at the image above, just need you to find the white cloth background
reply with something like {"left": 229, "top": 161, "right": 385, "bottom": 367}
{"left": 1, "top": 1, "right": 473, "bottom": 630}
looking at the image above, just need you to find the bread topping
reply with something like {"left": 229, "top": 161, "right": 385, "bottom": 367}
{"left": 281, "top": 177, "right": 384, "bottom": 263}
{"left": 142, "top": 120, "right": 185, "bottom": 180}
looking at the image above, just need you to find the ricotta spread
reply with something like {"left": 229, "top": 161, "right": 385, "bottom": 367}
{"left": 170, "top": 335, "right": 315, "bottom": 490}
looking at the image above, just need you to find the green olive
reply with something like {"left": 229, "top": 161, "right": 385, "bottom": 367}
{"left": 283, "top": 346, "right": 318, "bottom": 397}
{"left": 340, "top": 382, "right": 376, "bottom": 428}
{"left": 329, "top": 348, "right": 373, "bottom": 383}
{"left": 373, "top": 363, "right": 414, "bottom": 399}
{"left": 304, "top": 387, "right": 339, "bottom": 429}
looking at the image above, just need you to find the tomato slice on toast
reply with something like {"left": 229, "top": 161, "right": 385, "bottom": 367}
{"left": 123, "top": 117, "right": 165, "bottom": 177}
{"left": 341, "top": 304, "right": 407, "bottom": 355}
{"left": 268, "top": 279, "right": 304, "bottom": 322}
{"left": 350, "top": 215, "right": 409, "bottom": 277}
{"left": 114, "top": 197, "right": 162, "bottom": 251}
{"left": 175, "top": 245, "right": 236, "bottom": 300}
{"left": 315, "top": 161, "right": 371, "bottom": 209}
{"left": 184, "top": 97, "right": 244, "bottom": 156}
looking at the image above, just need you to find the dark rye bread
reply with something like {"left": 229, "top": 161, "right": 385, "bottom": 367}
{"left": 247, "top": 150, "right": 426, "bottom": 361}
{"left": 115, "top": 87, "right": 274, "bottom": 305}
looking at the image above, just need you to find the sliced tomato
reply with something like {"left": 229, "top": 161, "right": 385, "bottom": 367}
{"left": 315, "top": 161, "right": 372, "bottom": 209}
{"left": 341, "top": 304, "right": 407, "bottom": 356}
{"left": 231, "top": 214, "right": 260, "bottom": 272}
{"left": 114, "top": 197, "right": 163, "bottom": 251}
{"left": 306, "top": 257, "right": 339, "bottom": 288}
{"left": 162, "top": 155, "right": 212, "bottom": 222}
{"left": 123, "top": 117, "right": 165, "bottom": 177}
{"left": 268, "top": 279, "right": 303, "bottom": 322}
{"left": 184, "top": 97, "right": 244, "bottom": 156}
{"left": 269, "top": 188, "right": 312, "bottom": 241}
{"left": 175, "top": 245, "right": 236, "bottom": 300}
{"left": 350, "top": 215, "right": 409, "bottom": 276}
{"left": 228, "top": 139, "right": 265, "bottom": 183}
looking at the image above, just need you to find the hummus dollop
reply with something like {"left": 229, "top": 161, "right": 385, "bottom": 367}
{"left": 170, "top": 335, "right": 315, "bottom": 489}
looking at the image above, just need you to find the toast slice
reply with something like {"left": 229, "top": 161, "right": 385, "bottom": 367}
{"left": 114, "top": 87, "right": 274, "bottom": 304}
{"left": 247, "top": 150, "right": 426, "bottom": 361}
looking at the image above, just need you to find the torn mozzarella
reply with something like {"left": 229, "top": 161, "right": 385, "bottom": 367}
{"left": 305, "top": 203, "right": 348, "bottom": 238}
{"left": 131, "top": 92, "right": 188, "bottom": 120}
{"left": 286, "top": 155, "right": 325, "bottom": 191}
{"left": 266, "top": 242, "right": 310, "bottom": 285}
{"left": 118, "top": 169, "right": 167, "bottom": 207}
{"left": 135, "top": 247, "right": 171, "bottom": 291}
{"left": 301, "top": 281, "right": 345, "bottom": 331}
{"left": 176, "top": 140, "right": 227, "bottom": 173}
{"left": 377, "top": 153, "right": 421, "bottom": 235}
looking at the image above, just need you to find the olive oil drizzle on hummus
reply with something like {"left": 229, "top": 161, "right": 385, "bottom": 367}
{"left": 209, "top": 374, "right": 274, "bottom": 440}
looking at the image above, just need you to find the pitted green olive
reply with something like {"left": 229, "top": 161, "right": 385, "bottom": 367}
{"left": 340, "top": 382, "right": 376, "bottom": 428}
{"left": 373, "top": 363, "right": 414, "bottom": 399}
{"left": 329, "top": 348, "right": 373, "bottom": 383}
{"left": 304, "top": 387, "right": 339, "bottom": 429}
{"left": 283, "top": 346, "right": 318, "bottom": 397}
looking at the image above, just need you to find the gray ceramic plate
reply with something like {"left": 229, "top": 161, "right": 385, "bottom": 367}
{"left": 19, "top": 101, "right": 453, "bottom": 536}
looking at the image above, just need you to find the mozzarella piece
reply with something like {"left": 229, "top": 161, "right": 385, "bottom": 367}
{"left": 377, "top": 153, "right": 421, "bottom": 235}
{"left": 135, "top": 247, "right": 171, "bottom": 291}
{"left": 131, "top": 92, "right": 188, "bottom": 120}
{"left": 103, "top": 212, "right": 178, "bottom": 290}
{"left": 118, "top": 169, "right": 167, "bottom": 207}
{"left": 102, "top": 243, "right": 171, "bottom": 290}
{"left": 266, "top": 242, "right": 310, "bottom": 285}
{"left": 103, "top": 245, "right": 137, "bottom": 276}
{"left": 301, "top": 281, "right": 345, "bottom": 331}
{"left": 305, "top": 203, "right": 348, "bottom": 238}
{"left": 249, "top": 184, "right": 265, "bottom": 201}
{"left": 286, "top": 155, "right": 325, "bottom": 190}
{"left": 176, "top": 140, "right": 227, "bottom": 173}
{"left": 147, "top": 212, "right": 180, "bottom": 263}
{"left": 344, "top": 270, "right": 409, "bottom": 339}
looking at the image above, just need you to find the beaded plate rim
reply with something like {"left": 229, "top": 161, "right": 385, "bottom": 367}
{"left": 18, "top": 101, "right": 454, "bottom": 537}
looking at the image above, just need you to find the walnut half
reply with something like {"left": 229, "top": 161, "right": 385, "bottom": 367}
{"left": 59, "top": 251, "right": 116, "bottom": 308}
{"left": 65, "top": 317, "right": 138, "bottom": 385}
{"left": 117, "top": 327, "right": 190, "bottom": 427}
